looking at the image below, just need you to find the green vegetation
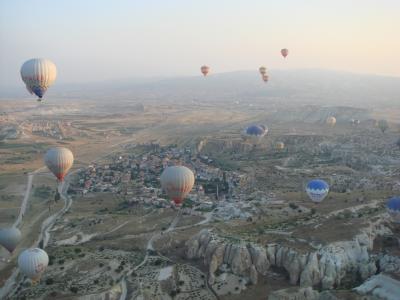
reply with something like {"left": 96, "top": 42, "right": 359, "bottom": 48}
{"left": 33, "top": 185, "right": 53, "bottom": 198}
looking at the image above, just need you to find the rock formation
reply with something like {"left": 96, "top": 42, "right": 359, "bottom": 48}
{"left": 186, "top": 222, "right": 392, "bottom": 290}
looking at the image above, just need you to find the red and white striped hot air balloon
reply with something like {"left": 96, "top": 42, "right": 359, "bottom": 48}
{"left": 160, "top": 166, "right": 195, "bottom": 205}
{"left": 44, "top": 147, "right": 74, "bottom": 181}
{"left": 200, "top": 65, "right": 210, "bottom": 76}
{"left": 281, "top": 48, "right": 289, "bottom": 58}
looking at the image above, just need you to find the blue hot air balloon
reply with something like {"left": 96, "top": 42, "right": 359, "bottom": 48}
{"left": 246, "top": 125, "right": 267, "bottom": 136}
{"left": 386, "top": 197, "right": 400, "bottom": 223}
{"left": 245, "top": 125, "right": 268, "bottom": 143}
{"left": 306, "top": 179, "right": 329, "bottom": 203}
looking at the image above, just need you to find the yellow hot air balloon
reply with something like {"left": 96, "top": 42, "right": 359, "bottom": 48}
{"left": 259, "top": 66, "right": 267, "bottom": 76}
{"left": 200, "top": 65, "right": 210, "bottom": 76}
{"left": 44, "top": 147, "right": 74, "bottom": 181}
{"left": 326, "top": 116, "right": 336, "bottom": 127}
{"left": 275, "top": 142, "right": 285, "bottom": 150}
{"left": 160, "top": 166, "right": 195, "bottom": 205}
{"left": 20, "top": 58, "right": 57, "bottom": 101}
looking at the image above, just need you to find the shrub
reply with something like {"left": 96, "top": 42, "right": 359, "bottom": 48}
{"left": 70, "top": 286, "right": 78, "bottom": 294}
{"left": 45, "top": 278, "right": 54, "bottom": 285}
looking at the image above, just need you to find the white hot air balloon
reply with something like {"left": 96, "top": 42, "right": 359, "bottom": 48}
{"left": 0, "top": 227, "right": 21, "bottom": 253}
{"left": 18, "top": 248, "right": 49, "bottom": 282}
{"left": 326, "top": 116, "right": 336, "bottom": 127}
{"left": 44, "top": 147, "right": 74, "bottom": 181}
{"left": 160, "top": 166, "right": 195, "bottom": 205}
{"left": 20, "top": 58, "right": 57, "bottom": 101}
{"left": 259, "top": 66, "right": 267, "bottom": 76}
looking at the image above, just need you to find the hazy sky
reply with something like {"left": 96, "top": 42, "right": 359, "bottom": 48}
{"left": 1, "top": 0, "right": 399, "bottom": 86}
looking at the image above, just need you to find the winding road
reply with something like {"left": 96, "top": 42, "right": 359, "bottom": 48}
{"left": 0, "top": 168, "right": 77, "bottom": 298}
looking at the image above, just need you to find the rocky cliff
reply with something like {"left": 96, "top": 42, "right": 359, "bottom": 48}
{"left": 186, "top": 222, "right": 392, "bottom": 290}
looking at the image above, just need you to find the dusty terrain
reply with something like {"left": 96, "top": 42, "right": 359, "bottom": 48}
{"left": 1, "top": 96, "right": 400, "bottom": 299}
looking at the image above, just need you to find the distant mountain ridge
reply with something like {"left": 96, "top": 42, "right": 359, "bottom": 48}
{"left": 1, "top": 69, "right": 399, "bottom": 107}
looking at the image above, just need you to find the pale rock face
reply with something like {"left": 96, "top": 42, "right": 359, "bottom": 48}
{"left": 186, "top": 225, "right": 390, "bottom": 291}
{"left": 229, "top": 244, "right": 252, "bottom": 276}
{"left": 248, "top": 244, "right": 270, "bottom": 275}
{"left": 354, "top": 274, "right": 400, "bottom": 300}
{"left": 209, "top": 244, "right": 225, "bottom": 276}
{"left": 300, "top": 253, "right": 321, "bottom": 287}
{"left": 378, "top": 254, "right": 400, "bottom": 274}
{"left": 250, "top": 265, "right": 258, "bottom": 285}
{"left": 268, "top": 287, "right": 320, "bottom": 300}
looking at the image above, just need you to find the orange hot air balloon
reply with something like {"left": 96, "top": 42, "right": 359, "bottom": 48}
{"left": 160, "top": 166, "right": 195, "bottom": 205}
{"left": 259, "top": 66, "right": 267, "bottom": 76}
{"left": 281, "top": 48, "right": 289, "bottom": 58}
{"left": 200, "top": 65, "right": 210, "bottom": 76}
{"left": 262, "top": 74, "right": 269, "bottom": 83}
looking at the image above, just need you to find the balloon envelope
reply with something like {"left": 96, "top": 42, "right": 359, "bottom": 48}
{"left": 326, "top": 116, "right": 336, "bottom": 127}
{"left": 44, "top": 147, "right": 74, "bottom": 181}
{"left": 386, "top": 197, "right": 400, "bottom": 223}
{"left": 246, "top": 125, "right": 267, "bottom": 136}
{"left": 259, "top": 66, "right": 267, "bottom": 75}
{"left": 276, "top": 142, "right": 285, "bottom": 150}
{"left": 262, "top": 74, "right": 269, "bottom": 82}
{"left": 20, "top": 58, "right": 57, "bottom": 100}
{"left": 281, "top": 48, "right": 289, "bottom": 58}
{"left": 160, "top": 166, "right": 195, "bottom": 205}
{"left": 378, "top": 119, "right": 389, "bottom": 133}
{"left": 200, "top": 65, "right": 210, "bottom": 76}
{"left": 0, "top": 227, "right": 21, "bottom": 253}
{"left": 18, "top": 248, "right": 49, "bottom": 281}
{"left": 306, "top": 179, "right": 329, "bottom": 203}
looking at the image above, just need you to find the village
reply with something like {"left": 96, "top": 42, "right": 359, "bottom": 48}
{"left": 70, "top": 144, "right": 282, "bottom": 222}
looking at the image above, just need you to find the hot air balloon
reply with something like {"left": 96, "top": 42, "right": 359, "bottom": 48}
{"left": 326, "top": 116, "right": 336, "bottom": 127}
{"left": 246, "top": 125, "right": 267, "bottom": 137}
{"left": 306, "top": 179, "right": 329, "bottom": 203}
{"left": 281, "top": 48, "right": 289, "bottom": 58}
{"left": 200, "top": 65, "right": 210, "bottom": 76}
{"left": 259, "top": 66, "right": 267, "bottom": 76}
{"left": 18, "top": 248, "right": 49, "bottom": 282}
{"left": 275, "top": 142, "right": 285, "bottom": 150}
{"left": 20, "top": 58, "right": 57, "bottom": 101}
{"left": 160, "top": 166, "right": 195, "bottom": 205}
{"left": 386, "top": 197, "right": 400, "bottom": 223}
{"left": 0, "top": 227, "right": 21, "bottom": 253}
{"left": 44, "top": 147, "right": 74, "bottom": 182}
{"left": 262, "top": 74, "right": 269, "bottom": 83}
{"left": 378, "top": 119, "right": 389, "bottom": 133}
{"left": 245, "top": 125, "right": 267, "bottom": 143}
